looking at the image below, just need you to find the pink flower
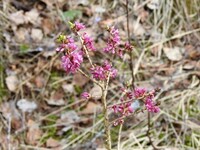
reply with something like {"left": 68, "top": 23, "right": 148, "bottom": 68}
{"left": 112, "top": 105, "right": 118, "bottom": 113}
{"left": 91, "top": 66, "right": 106, "bottom": 80}
{"left": 102, "top": 61, "right": 112, "bottom": 71}
{"left": 103, "top": 26, "right": 121, "bottom": 55}
{"left": 91, "top": 61, "right": 117, "bottom": 80}
{"left": 56, "top": 44, "right": 65, "bottom": 52}
{"left": 56, "top": 37, "right": 77, "bottom": 52}
{"left": 126, "top": 91, "right": 133, "bottom": 99}
{"left": 74, "top": 22, "right": 85, "bottom": 31}
{"left": 81, "top": 92, "right": 90, "bottom": 99}
{"left": 110, "top": 68, "right": 117, "bottom": 78}
{"left": 82, "top": 32, "right": 96, "bottom": 51}
{"left": 124, "top": 42, "right": 132, "bottom": 51}
{"left": 102, "top": 61, "right": 117, "bottom": 78}
{"left": 145, "top": 98, "right": 160, "bottom": 113}
{"left": 61, "top": 51, "right": 83, "bottom": 73}
{"left": 134, "top": 87, "right": 146, "bottom": 98}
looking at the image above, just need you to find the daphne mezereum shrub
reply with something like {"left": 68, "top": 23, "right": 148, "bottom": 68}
{"left": 56, "top": 21, "right": 160, "bottom": 150}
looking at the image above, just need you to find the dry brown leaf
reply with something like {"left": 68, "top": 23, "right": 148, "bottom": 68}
{"left": 99, "top": 19, "right": 115, "bottom": 28}
{"left": 27, "top": 119, "right": 43, "bottom": 145}
{"left": 62, "top": 83, "right": 74, "bottom": 93}
{"left": 31, "top": 28, "right": 43, "bottom": 42}
{"left": 60, "top": 110, "right": 80, "bottom": 123}
{"left": 185, "top": 45, "right": 200, "bottom": 59}
{"left": 42, "top": 18, "right": 55, "bottom": 35}
{"left": 9, "top": 11, "right": 25, "bottom": 25}
{"left": 73, "top": 72, "right": 89, "bottom": 87}
{"left": 90, "top": 85, "right": 102, "bottom": 99}
{"left": 24, "top": 9, "right": 41, "bottom": 25}
{"left": 183, "top": 61, "right": 196, "bottom": 70}
{"left": 81, "top": 102, "right": 101, "bottom": 115}
{"left": 46, "top": 137, "right": 60, "bottom": 148}
{"left": 6, "top": 75, "right": 19, "bottom": 92}
{"left": 163, "top": 47, "right": 183, "bottom": 61}
{"left": 132, "top": 20, "right": 145, "bottom": 36}
{"left": 46, "top": 91, "right": 65, "bottom": 106}
{"left": 14, "top": 27, "right": 29, "bottom": 42}
{"left": 35, "top": 76, "right": 45, "bottom": 88}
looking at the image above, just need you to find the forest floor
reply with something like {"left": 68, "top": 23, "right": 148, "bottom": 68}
{"left": 0, "top": 0, "right": 200, "bottom": 149}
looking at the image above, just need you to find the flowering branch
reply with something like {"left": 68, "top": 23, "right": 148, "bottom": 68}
{"left": 55, "top": 21, "right": 160, "bottom": 150}
{"left": 77, "top": 32, "right": 94, "bottom": 68}
{"left": 101, "top": 72, "right": 112, "bottom": 150}
{"left": 77, "top": 68, "right": 102, "bottom": 88}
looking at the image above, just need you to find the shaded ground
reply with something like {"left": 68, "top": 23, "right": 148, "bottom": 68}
{"left": 0, "top": 0, "right": 200, "bottom": 149}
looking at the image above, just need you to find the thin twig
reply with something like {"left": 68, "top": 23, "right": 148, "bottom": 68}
{"left": 147, "top": 112, "right": 158, "bottom": 150}
{"left": 77, "top": 32, "right": 94, "bottom": 68}
{"left": 126, "top": 0, "right": 135, "bottom": 89}
{"left": 107, "top": 97, "right": 145, "bottom": 109}
{"left": 77, "top": 69, "right": 102, "bottom": 88}
{"left": 117, "top": 124, "right": 123, "bottom": 150}
{"left": 101, "top": 73, "right": 112, "bottom": 150}
{"left": 109, "top": 109, "right": 143, "bottom": 127}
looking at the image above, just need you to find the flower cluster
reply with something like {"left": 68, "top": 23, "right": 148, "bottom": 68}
{"left": 145, "top": 97, "right": 160, "bottom": 113}
{"left": 111, "top": 87, "right": 160, "bottom": 126}
{"left": 56, "top": 36, "right": 77, "bottom": 52}
{"left": 81, "top": 92, "right": 90, "bottom": 99}
{"left": 91, "top": 61, "right": 117, "bottom": 80}
{"left": 56, "top": 35, "right": 83, "bottom": 73}
{"left": 82, "top": 32, "right": 96, "bottom": 51}
{"left": 61, "top": 51, "right": 83, "bottom": 73}
{"left": 104, "top": 26, "right": 123, "bottom": 57}
{"left": 74, "top": 21, "right": 85, "bottom": 31}
{"left": 134, "top": 87, "right": 146, "bottom": 98}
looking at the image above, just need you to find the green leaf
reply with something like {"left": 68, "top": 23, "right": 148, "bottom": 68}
{"left": 62, "top": 10, "right": 82, "bottom": 21}
{"left": 20, "top": 44, "right": 29, "bottom": 53}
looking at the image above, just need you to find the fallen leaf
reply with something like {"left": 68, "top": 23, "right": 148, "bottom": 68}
{"left": 163, "top": 47, "right": 183, "bottom": 61}
{"left": 6, "top": 75, "right": 19, "bottom": 92}
{"left": 73, "top": 72, "right": 89, "bottom": 87}
{"left": 81, "top": 102, "right": 101, "bottom": 115}
{"left": 24, "top": 9, "right": 41, "bottom": 25}
{"left": 9, "top": 11, "right": 25, "bottom": 25}
{"left": 132, "top": 20, "right": 145, "bottom": 36}
{"left": 62, "top": 83, "right": 74, "bottom": 93}
{"left": 46, "top": 138, "right": 60, "bottom": 148}
{"left": 90, "top": 85, "right": 102, "bottom": 99}
{"left": 26, "top": 119, "right": 42, "bottom": 145}
{"left": 185, "top": 45, "right": 200, "bottom": 59}
{"left": 183, "top": 61, "right": 195, "bottom": 70}
{"left": 60, "top": 110, "right": 80, "bottom": 123}
{"left": 17, "top": 99, "right": 37, "bottom": 113}
{"left": 42, "top": 18, "right": 55, "bottom": 35}
{"left": 46, "top": 91, "right": 65, "bottom": 106}
{"left": 34, "top": 76, "right": 45, "bottom": 88}
{"left": 31, "top": 28, "right": 43, "bottom": 42}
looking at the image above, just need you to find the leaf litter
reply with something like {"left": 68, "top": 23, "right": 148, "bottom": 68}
{"left": 0, "top": 0, "right": 200, "bottom": 149}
